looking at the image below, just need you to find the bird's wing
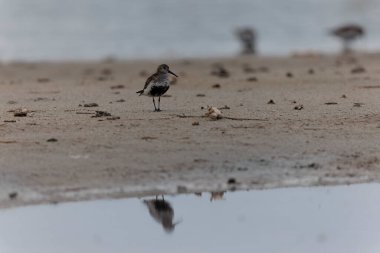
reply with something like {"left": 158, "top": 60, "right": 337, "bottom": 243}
{"left": 144, "top": 73, "right": 157, "bottom": 90}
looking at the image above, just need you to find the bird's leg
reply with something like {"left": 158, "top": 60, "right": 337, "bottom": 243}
{"left": 157, "top": 96, "right": 161, "bottom": 111}
{"left": 152, "top": 97, "right": 158, "bottom": 111}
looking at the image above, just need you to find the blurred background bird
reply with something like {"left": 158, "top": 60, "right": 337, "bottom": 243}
{"left": 235, "top": 27, "right": 257, "bottom": 55}
{"left": 330, "top": 24, "right": 365, "bottom": 54}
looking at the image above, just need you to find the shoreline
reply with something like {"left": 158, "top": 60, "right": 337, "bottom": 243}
{"left": 1, "top": 53, "right": 380, "bottom": 208}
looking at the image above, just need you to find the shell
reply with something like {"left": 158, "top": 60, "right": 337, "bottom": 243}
{"left": 205, "top": 106, "right": 222, "bottom": 120}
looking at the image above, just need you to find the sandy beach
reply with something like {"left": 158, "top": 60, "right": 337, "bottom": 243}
{"left": 0, "top": 53, "right": 380, "bottom": 208}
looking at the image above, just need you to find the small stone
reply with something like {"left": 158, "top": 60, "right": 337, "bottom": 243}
{"left": 37, "top": 78, "right": 50, "bottom": 83}
{"left": 47, "top": 138, "right": 58, "bottom": 142}
{"left": 294, "top": 104, "right": 304, "bottom": 110}
{"left": 219, "top": 105, "right": 230, "bottom": 110}
{"left": 247, "top": 77, "right": 258, "bottom": 82}
{"left": 106, "top": 116, "right": 120, "bottom": 120}
{"left": 353, "top": 103, "right": 364, "bottom": 107}
{"left": 267, "top": 99, "right": 275, "bottom": 104}
{"left": 83, "top": 103, "right": 99, "bottom": 107}
{"left": 227, "top": 178, "right": 236, "bottom": 184}
{"left": 192, "top": 121, "right": 200, "bottom": 126}
{"left": 351, "top": 66, "right": 366, "bottom": 74}
{"left": 212, "top": 83, "right": 221, "bottom": 88}
{"left": 92, "top": 111, "right": 112, "bottom": 118}
{"left": 14, "top": 109, "right": 28, "bottom": 117}
{"left": 8, "top": 192, "right": 18, "bottom": 200}
{"left": 110, "top": 85, "right": 124, "bottom": 89}
{"left": 286, "top": 72, "right": 293, "bottom": 78}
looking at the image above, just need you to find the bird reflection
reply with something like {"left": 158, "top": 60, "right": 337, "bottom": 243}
{"left": 210, "top": 191, "right": 225, "bottom": 202}
{"left": 143, "top": 196, "right": 180, "bottom": 233}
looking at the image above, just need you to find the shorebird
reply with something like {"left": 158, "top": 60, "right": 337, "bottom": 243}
{"left": 136, "top": 64, "right": 178, "bottom": 112}
{"left": 235, "top": 27, "right": 256, "bottom": 55}
{"left": 330, "top": 24, "right": 365, "bottom": 53}
{"left": 143, "top": 196, "right": 181, "bottom": 233}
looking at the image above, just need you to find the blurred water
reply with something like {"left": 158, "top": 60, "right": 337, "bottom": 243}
{"left": 0, "top": 184, "right": 380, "bottom": 253}
{"left": 0, "top": 0, "right": 379, "bottom": 60}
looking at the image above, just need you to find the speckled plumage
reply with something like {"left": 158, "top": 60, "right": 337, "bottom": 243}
{"left": 137, "top": 64, "right": 178, "bottom": 111}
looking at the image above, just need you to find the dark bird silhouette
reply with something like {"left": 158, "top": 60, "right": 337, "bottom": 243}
{"left": 235, "top": 27, "right": 257, "bottom": 55}
{"left": 137, "top": 64, "right": 178, "bottom": 112}
{"left": 143, "top": 196, "right": 181, "bottom": 233}
{"left": 330, "top": 24, "right": 365, "bottom": 54}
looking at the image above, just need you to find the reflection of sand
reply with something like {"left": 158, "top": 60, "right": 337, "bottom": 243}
{"left": 0, "top": 53, "right": 380, "bottom": 208}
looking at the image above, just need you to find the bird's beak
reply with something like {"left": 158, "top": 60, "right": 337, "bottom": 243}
{"left": 168, "top": 70, "right": 178, "bottom": 77}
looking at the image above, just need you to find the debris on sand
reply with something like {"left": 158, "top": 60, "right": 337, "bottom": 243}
{"left": 218, "top": 105, "right": 230, "bottom": 110}
{"left": 227, "top": 178, "right": 237, "bottom": 184}
{"left": 308, "top": 69, "right": 315, "bottom": 74}
{"left": 192, "top": 121, "right": 200, "bottom": 126}
{"left": 110, "top": 84, "right": 124, "bottom": 89}
{"left": 37, "top": 78, "right": 50, "bottom": 83}
{"left": 106, "top": 116, "right": 120, "bottom": 120}
{"left": 196, "top": 94, "right": 206, "bottom": 97}
{"left": 4, "top": 120, "right": 16, "bottom": 123}
{"left": 13, "top": 108, "right": 28, "bottom": 117}
{"left": 91, "top": 111, "right": 112, "bottom": 118}
{"left": 212, "top": 83, "right": 221, "bottom": 88}
{"left": 205, "top": 106, "right": 222, "bottom": 120}
{"left": 47, "top": 138, "right": 58, "bottom": 142}
{"left": 141, "top": 136, "right": 157, "bottom": 141}
{"left": 325, "top": 102, "right": 338, "bottom": 105}
{"left": 341, "top": 94, "right": 347, "bottom": 98}
{"left": 83, "top": 103, "right": 99, "bottom": 107}
{"left": 353, "top": 103, "right": 364, "bottom": 107}
{"left": 294, "top": 104, "right": 304, "bottom": 110}
{"left": 8, "top": 192, "right": 18, "bottom": 200}
{"left": 351, "top": 66, "right": 366, "bottom": 74}
{"left": 247, "top": 77, "right": 258, "bottom": 82}
{"left": 267, "top": 99, "right": 275, "bottom": 104}
{"left": 115, "top": 99, "right": 125, "bottom": 103}
{"left": 211, "top": 64, "right": 230, "bottom": 78}
{"left": 286, "top": 72, "right": 293, "bottom": 78}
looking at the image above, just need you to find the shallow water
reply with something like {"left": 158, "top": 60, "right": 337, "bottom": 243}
{"left": 0, "top": 184, "right": 379, "bottom": 252}
{"left": 0, "top": 0, "right": 379, "bottom": 60}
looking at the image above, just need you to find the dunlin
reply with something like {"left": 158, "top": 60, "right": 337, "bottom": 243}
{"left": 330, "top": 24, "right": 365, "bottom": 53}
{"left": 136, "top": 64, "right": 178, "bottom": 112}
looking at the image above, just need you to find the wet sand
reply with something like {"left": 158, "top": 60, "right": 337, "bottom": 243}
{"left": 1, "top": 53, "right": 380, "bottom": 208}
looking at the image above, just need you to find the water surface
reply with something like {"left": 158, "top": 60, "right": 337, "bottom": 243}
{"left": 0, "top": 184, "right": 379, "bottom": 252}
{"left": 0, "top": 0, "right": 378, "bottom": 60}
